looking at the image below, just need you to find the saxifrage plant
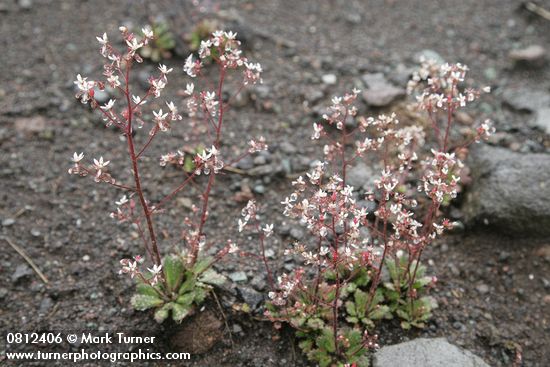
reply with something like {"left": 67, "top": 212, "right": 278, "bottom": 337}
{"left": 69, "top": 26, "right": 265, "bottom": 323}
{"left": 251, "top": 61, "right": 494, "bottom": 366}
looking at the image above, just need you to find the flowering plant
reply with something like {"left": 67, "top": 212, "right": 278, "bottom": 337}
{"left": 253, "top": 61, "right": 494, "bottom": 366}
{"left": 69, "top": 26, "right": 266, "bottom": 322}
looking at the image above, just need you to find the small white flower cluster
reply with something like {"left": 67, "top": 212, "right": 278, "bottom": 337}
{"left": 408, "top": 60, "right": 491, "bottom": 114}
{"left": 195, "top": 145, "right": 224, "bottom": 175}
{"left": 119, "top": 255, "right": 162, "bottom": 285}
{"left": 321, "top": 89, "right": 360, "bottom": 130}
{"left": 159, "top": 150, "right": 185, "bottom": 167}
{"left": 247, "top": 136, "right": 268, "bottom": 153}
{"left": 238, "top": 199, "right": 257, "bottom": 232}
{"left": 68, "top": 153, "right": 116, "bottom": 185}
{"left": 420, "top": 149, "right": 463, "bottom": 204}
{"left": 268, "top": 269, "right": 304, "bottom": 306}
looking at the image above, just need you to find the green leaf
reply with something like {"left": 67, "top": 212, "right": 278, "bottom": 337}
{"left": 413, "top": 276, "right": 432, "bottom": 289}
{"left": 131, "top": 294, "right": 164, "bottom": 311}
{"left": 316, "top": 328, "right": 336, "bottom": 353}
{"left": 306, "top": 318, "right": 325, "bottom": 330}
{"left": 163, "top": 255, "right": 184, "bottom": 293}
{"left": 199, "top": 268, "right": 226, "bottom": 286}
{"left": 346, "top": 316, "right": 359, "bottom": 324}
{"left": 183, "top": 156, "right": 195, "bottom": 173}
{"left": 136, "top": 283, "right": 160, "bottom": 297}
{"left": 178, "top": 273, "right": 196, "bottom": 295}
{"left": 154, "top": 303, "right": 172, "bottom": 323}
{"left": 298, "top": 339, "right": 313, "bottom": 353}
{"left": 400, "top": 321, "right": 411, "bottom": 330}
{"left": 354, "top": 289, "right": 368, "bottom": 315}
{"left": 192, "top": 257, "right": 213, "bottom": 275}
{"left": 176, "top": 292, "right": 195, "bottom": 307}
{"left": 172, "top": 303, "right": 192, "bottom": 323}
{"left": 396, "top": 308, "right": 410, "bottom": 321}
{"left": 193, "top": 287, "right": 207, "bottom": 304}
{"left": 345, "top": 300, "right": 357, "bottom": 317}
{"left": 369, "top": 305, "right": 391, "bottom": 320}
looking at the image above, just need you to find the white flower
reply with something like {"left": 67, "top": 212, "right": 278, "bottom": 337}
{"left": 142, "top": 26, "right": 154, "bottom": 39}
{"left": 126, "top": 38, "right": 143, "bottom": 53}
{"left": 158, "top": 64, "right": 173, "bottom": 74}
{"left": 238, "top": 219, "right": 247, "bottom": 232}
{"left": 312, "top": 123, "right": 323, "bottom": 140}
{"left": 147, "top": 264, "right": 163, "bottom": 275}
{"left": 166, "top": 101, "right": 177, "bottom": 114}
{"left": 153, "top": 109, "right": 168, "bottom": 121}
{"left": 115, "top": 195, "right": 128, "bottom": 206}
{"left": 262, "top": 223, "right": 274, "bottom": 237}
{"left": 93, "top": 156, "right": 110, "bottom": 169}
{"left": 132, "top": 95, "right": 145, "bottom": 105}
{"left": 228, "top": 242, "right": 239, "bottom": 254}
{"left": 74, "top": 74, "right": 93, "bottom": 92}
{"left": 100, "top": 99, "right": 116, "bottom": 111}
{"left": 72, "top": 152, "right": 84, "bottom": 163}
{"left": 96, "top": 32, "right": 108, "bottom": 45}
{"left": 184, "top": 54, "right": 198, "bottom": 77}
{"left": 185, "top": 83, "right": 194, "bottom": 96}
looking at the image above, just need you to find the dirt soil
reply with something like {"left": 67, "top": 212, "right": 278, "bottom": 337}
{"left": 1, "top": 0, "right": 549, "bottom": 366}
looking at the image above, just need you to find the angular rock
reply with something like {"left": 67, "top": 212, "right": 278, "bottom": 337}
{"left": 362, "top": 73, "right": 405, "bottom": 107}
{"left": 463, "top": 145, "right": 550, "bottom": 236}
{"left": 509, "top": 45, "right": 546, "bottom": 66}
{"left": 502, "top": 88, "right": 550, "bottom": 112}
{"left": 534, "top": 107, "right": 550, "bottom": 134}
{"left": 374, "top": 338, "right": 489, "bottom": 367}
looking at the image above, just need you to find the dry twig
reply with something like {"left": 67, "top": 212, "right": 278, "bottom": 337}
{"left": 1, "top": 236, "right": 49, "bottom": 284}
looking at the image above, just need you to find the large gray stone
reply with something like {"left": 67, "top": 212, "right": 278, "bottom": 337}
{"left": 533, "top": 107, "right": 550, "bottom": 135}
{"left": 502, "top": 88, "right": 550, "bottom": 112}
{"left": 463, "top": 145, "right": 550, "bottom": 236}
{"left": 373, "top": 338, "right": 490, "bottom": 367}
{"left": 361, "top": 73, "right": 405, "bottom": 107}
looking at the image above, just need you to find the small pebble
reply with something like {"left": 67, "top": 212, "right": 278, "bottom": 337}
{"left": 82, "top": 255, "right": 90, "bottom": 262}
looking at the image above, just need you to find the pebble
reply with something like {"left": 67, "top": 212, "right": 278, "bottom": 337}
{"left": 229, "top": 271, "right": 248, "bottom": 282}
{"left": 476, "top": 284, "right": 489, "bottom": 294}
{"left": 18, "top": 0, "right": 32, "bottom": 10}
{"left": 82, "top": 255, "right": 90, "bottom": 262}
{"left": 2, "top": 218, "right": 15, "bottom": 226}
{"left": 92, "top": 87, "right": 110, "bottom": 104}
{"left": 509, "top": 45, "right": 546, "bottom": 65}
{"left": 30, "top": 228, "right": 41, "bottom": 237}
{"left": 253, "top": 155, "right": 267, "bottom": 166}
{"left": 264, "top": 249, "right": 275, "bottom": 258}
{"left": 253, "top": 184, "right": 265, "bottom": 194}
{"left": 0, "top": 288, "right": 8, "bottom": 299}
{"left": 279, "top": 141, "right": 297, "bottom": 154}
{"left": 415, "top": 49, "right": 445, "bottom": 64}
{"left": 289, "top": 227, "right": 304, "bottom": 240}
{"left": 321, "top": 74, "right": 337, "bottom": 85}
{"left": 534, "top": 107, "right": 550, "bottom": 135}
{"left": 12, "top": 264, "right": 32, "bottom": 282}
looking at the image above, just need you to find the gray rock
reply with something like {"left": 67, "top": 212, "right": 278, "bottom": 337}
{"left": 228, "top": 271, "right": 248, "bottom": 282}
{"left": 502, "top": 88, "right": 550, "bottom": 112}
{"left": 373, "top": 338, "right": 489, "bottom": 367}
{"left": 2, "top": 218, "right": 15, "bottom": 226}
{"left": 92, "top": 87, "right": 110, "bottom": 104}
{"left": 290, "top": 227, "right": 304, "bottom": 240}
{"left": 415, "top": 49, "right": 445, "bottom": 65}
{"left": 321, "top": 74, "right": 337, "bottom": 85}
{"left": 463, "top": 145, "right": 550, "bottom": 236}
{"left": 362, "top": 73, "right": 405, "bottom": 107}
{"left": 476, "top": 284, "right": 489, "bottom": 294}
{"left": 346, "top": 161, "right": 378, "bottom": 191}
{"left": 12, "top": 264, "right": 32, "bottom": 283}
{"left": 236, "top": 286, "right": 264, "bottom": 310}
{"left": 279, "top": 141, "right": 297, "bottom": 154}
{"left": 533, "top": 107, "right": 550, "bottom": 134}
{"left": 509, "top": 45, "right": 546, "bottom": 65}
{"left": 18, "top": 0, "right": 33, "bottom": 10}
